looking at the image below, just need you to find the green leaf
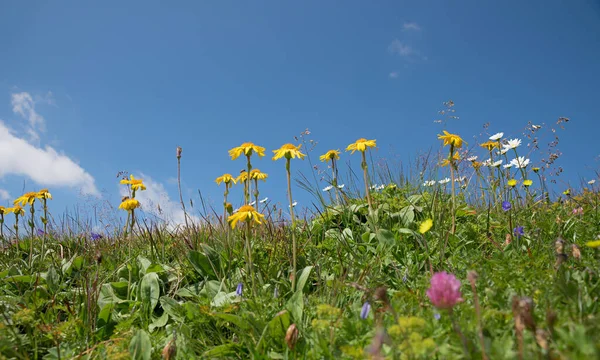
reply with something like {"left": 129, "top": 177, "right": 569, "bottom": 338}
{"left": 212, "top": 313, "right": 250, "bottom": 331}
{"left": 137, "top": 256, "right": 152, "bottom": 275}
{"left": 295, "top": 266, "right": 313, "bottom": 294}
{"left": 188, "top": 250, "right": 217, "bottom": 279}
{"left": 139, "top": 272, "right": 160, "bottom": 311}
{"left": 286, "top": 290, "right": 304, "bottom": 322}
{"left": 149, "top": 311, "right": 169, "bottom": 332}
{"left": 203, "top": 344, "right": 240, "bottom": 357}
{"left": 376, "top": 229, "right": 395, "bottom": 246}
{"left": 160, "top": 296, "right": 185, "bottom": 322}
{"left": 129, "top": 330, "right": 152, "bottom": 360}
{"left": 145, "top": 263, "right": 164, "bottom": 274}
{"left": 45, "top": 266, "right": 60, "bottom": 294}
{"left": 111, "top": 281, "right": 130, "bottom": 299}
{"left": 96, "top": 303, "right": 115, "bottom": 339}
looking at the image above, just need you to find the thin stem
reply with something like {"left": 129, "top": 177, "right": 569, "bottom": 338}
{"left": 177, "top": 154, "right": 190, "bottom": 230}
{"left": 449, "top": 309, "right": 470, "bottom": 358}
{"left": 361, "top": 151, "right": 373, "bottom": 211}
{"left": 245, "top": 155, "right": 252, "bottom": 205}
{"left": 331, "top": 159, "right": 340, "bottom": 204}
{"left": 245, "top": 221, "right": 255, "bottom": 296}
{"left": 286, "top": 158, "right": 297, "bottom": 292}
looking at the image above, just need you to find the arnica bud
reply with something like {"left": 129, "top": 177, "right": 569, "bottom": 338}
{"left": 285, "top": 324, "right": 299, "bottom": 350}
{"left": 176, "top": 146, "right": 182, "bottom": 159}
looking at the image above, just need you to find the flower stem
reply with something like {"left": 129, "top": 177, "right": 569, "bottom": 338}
{"left": 245, "top": 221, "right": 255, "bottom": 296}
{"left": 361, "top": 151, "right": 373, "bottom": 212}
{"left": 177, "top": 153, "right": 190, "bottom": 230}
{"left": 449, "top": 309, "right": 470, "bottom": 358}
{"left": 286, "top": 158, "right": 297, "bottom": 292}
{"left": 245, "top": 155, "right": 252, "bottom": 205}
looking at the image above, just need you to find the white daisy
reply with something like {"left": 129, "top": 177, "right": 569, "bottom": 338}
{"left": 423, "top": 180, "right": 436, "bottom": 187}
{"left": 249, "top": 201, "right": 256, "bottom": 206}
{"left": 467, "top": 156, "right": 478, "bottom": 162}
{"left": 503, "top": 164, "right": 513, "bottom": 169}
{"left": 482, "top": 159, "right": 492, "bottom": 167}
{"left": 510, "top": 156, "right": 530, "bottom": 168}
{"left": 588, "top": 179, "right": 596, "bottom": 185}
{"left": 497, "top": 148, "right": 509, "bottom": 155}
{"left": 503, "top": 138, "right": 522, "bottom": 150}
{"left": 259, "top": 197, "right": 269, "bottom": 203}
{"left": 491, "top": 160, "right": 503, "bottom": 167}
{"left": 337, "top": 184, "right": 345, "bottom": 189}
{"left": 322, "top": 185, "right": 334, "bottom": 192}
{"left": 438, "top": 178, "right": 451, "bottom": 184}
{"left": 289, "top": 201, "right": 297, "bottom": 208}
{"left": 489, "top": 132, "right": 504, "bottom": 141}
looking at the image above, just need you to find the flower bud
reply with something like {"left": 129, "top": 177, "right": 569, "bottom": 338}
{"left": 176, "top": 146, "right": 182, "bottom": 159}
{"left": 285, "top": 324, "right": 299, "bottom": 350}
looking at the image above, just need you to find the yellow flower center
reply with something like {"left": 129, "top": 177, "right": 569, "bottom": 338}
{"left": 282, "top": 144, "right": 297, "bottom": 150}
{"left": 238, "top": 205, "right": 256, "bottom": 212}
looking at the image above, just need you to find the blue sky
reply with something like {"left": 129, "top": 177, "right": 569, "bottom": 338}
{"left": 1, "top": 1, "right": 599, "bottom": 231}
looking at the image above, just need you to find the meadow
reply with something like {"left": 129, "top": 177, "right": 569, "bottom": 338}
{"left": 1, "top": 117, "right": 599, "bottom": 359}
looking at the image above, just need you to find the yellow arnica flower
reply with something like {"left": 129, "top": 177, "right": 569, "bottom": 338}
{"left": 480, "top": 141, "right": 499, "bottom": 151}
{"left": 120, "top": 175, "right": 146, "bottom": 191}
{"left": 236, "top": 171, "right": 248, "bottom": 183}
{"left": 563, "top": 189, "right": 571, "bottom": 196}
{"left": 0, "top": 206, "right": 5, "bottom": 215}
{"left": 229, "top": 142, "right": 266, "bottom": 160}
{"left": 508, "top": 179, "right": 517, "bottom": 187}
{"left": 440, "top": 152, "right": 460, "bottom": 167}
{"left": 319, "top": 150, "right": 341, "bottom": 162}
{"left": 523, "top": 179, "right": 533, "bottom": 187}
{"left": 119, "top": 198, "right": 141, "bottom": 211}
{"left": 228, "top": 205, "right": 265, "bottom": 229}
{"left": 437, "top": 131, "right": 463, "bottom": 148}
{"left": 6, "top": 206, "right": 25, "bottom": 216}
{"left": 215, "top": 174, "right": 236, "bottom": 185}
{"left": 419, "top": 219, "right": 433, "bottom": 234}
{"left": 346, "top": 138, "right": 376, "bottom": 154}
{"left": 532, "top": 167, "right": 540, "bottom": 173}
{"left": 586, "top": 240, "right": 600, "bottom": 248}
{"left": 272, "top": 144, "right": 306, "bottom": 161}
{"left": 14, "top": 192, "right": 38, "bottom": 206}
{"left": 250, "top": 169, "right": 268, "bottom": 181}
{"left": 472, "top": 161, "right": 483, "bottom": 170}
{"left": 37, "top": 189, "right": 52, "bottom": 200}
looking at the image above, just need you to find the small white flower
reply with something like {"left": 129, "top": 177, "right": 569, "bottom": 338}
{"left": 532, "top": 124, "right": 542, "bottom": 130}
{"left": 454, "top": 176, "right": 466, "bottom": 182}
{"left": 497, "top": 148, "right": 509, "bottom": 155}
{"left": 467, "top": 156, "right": 478, "bottom": 162}
{"left": 233, "top": 208, "right": 239, "bottom": 213}
{"left": 503, "top": 164, "right": 513, "bottom": 169}
{"left": 423, "top": 180, "right": 436, "bottom": 187}
{"left": 323, "top": 185, "right": 334, "bottom": 192}
{"left": 588, "top": 179, "right": 596, "bottom": 185}
{"left": 492, "top": 160, "right": 503, "bottom": 167}
{"left": 438, "top": 178, "right": 451, "bottom": 184}
{"left": 503, "top": 138, "right": 522, "bottom": 150}
{"left": 259, "top": 197, "right": 269, "bottom": 203}
{"left": 510, "top": 156, "right": 530, "bottom": 168}
{"left": 289, "top": 201, "right": 297, "bottom": 207}
{"left": 377, "top": 184, "right": 385, "bottom": 190}
{"left": 482, "top": 159, "right": 492, "bottom": 167}
{"left": 249, "top": 201, "right": 256, "bottom": 206}
{"left": 489, "top": 132, "right": 504, "bottom": 141}
{"left": 337, "top": 184, "right": 345, "bottom": 189}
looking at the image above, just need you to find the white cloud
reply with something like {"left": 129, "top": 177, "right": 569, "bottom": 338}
{"left": 389, "top": 71, "right": 399, "bottom": 79}
{"left": 0, "top": 121, "right": 99, "bottom": 195}
{"left": 0, "top": 189, "right": 10, "bottom": 201}
{"left": 11, "top": 92, "right": 45, "bottom": 143}
{"left": 403, "top": 22, "right": 421, "bottom": 31}
{"left": 120, "top": 174, "right": 197, "bottom": 228}
{"left": 388, "top": 39, "right": 415, "bottom": 57}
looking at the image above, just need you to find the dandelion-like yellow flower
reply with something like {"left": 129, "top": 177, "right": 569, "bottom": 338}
{"left": 229, "top": 142, "right": 266, "bottom": 160}
{"left": 215, "top": 174, "right": 236, "bottom": 186}
{"left": 440, "top": 152, "right": 460, "bottom": 167}
{"left": 523, "top": 179, "right": 533, "bottom": 187}
{"left": 346, "top": 138, "right": 376, "bottom": 154}
{"left": 119, "top": 198, "right": 141, "bottom": 211}
{"left": 6, "top": 206, "right": 25, "bottom": 216}
{"left": 250, "top": 169, "right": 268, "bottom": 181}
{"left": 532, "top": 167, "right": 540, "bottom": 173}
{"left": 563, "top": 189, "right": 571, "bottom": 196}
{"left": 228, "top": 205, "right": 264, "bottom": 229}
{"left": 14, "top": 192, "right": 38, "bottom": 207}
{"left": 472, "top": 161, "right": 483, "bottom": 170}
{"left": 437, "top": 131, "right": 463, "bottom": 148}
{"left": 319, "top": 150, "right": 341, "bottom": 162}
{"left": 419, "top": 219, "right": 433, "bottom": 234}
{"left": 120, "top": 175, "right": 146, "bottom": 191}
{"left": 508, "top": 179, "right": 517, "bottom": 187}
{"left": 236, "top": 171, "right": 249, "bottom": 184}
{"left": 480, "top": 141, "right": 499, "bottom": 151}
{"left": 37, "top": 189, "right": 52, "bottom": 200}
{"left": 0, "top": 206, "right": 6, "bottom": 215}
{"left": 272, "top": 144, "right": 306, "bottom": 161}
{"left": 586, "top": 240, "right": 600, "bottom": 248}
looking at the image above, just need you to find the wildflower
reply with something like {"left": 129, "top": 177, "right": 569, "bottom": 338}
{"left": 37, "top": 229, "right": 45, "bottom": 236}
{"left": 426, "top": 272, "right": 464, "bottom": 309}
{"left": 250, "top": 169, "right": 268, "bottom": 181}
{"left": 337, "top": 184, "right": 345, "bottom": 189}
{"left": 419, "top": 219, "right": 433, "bottom": 234}
{"left": 235, "top": 170, "right": 248, "bottom": 184}
{"left": 272, "top": 144, "right": 306, "bottom": 160}
{"left": 323, "top": 185, "right": 333, "bottom": 192}
{"left": 503, "top": 164, "right": 513, "bottom": 169}
{"left": 438, "top": 178, "right": 451, "bottom": 184}
{"left": 91, "top": 232, "right": 103, "bottom": 241}
{"left": 228, "top": 205, "right": 264, "bottom": 229}
{"left": 289, "top": 201, "right": 297, "bottom": 208}
{"left": 119, "top": 198, "right": 140, "bottom": 211}
{"left": 120, "top": 175, "right": 146, "bottom": 191}
{"left": 467, "top": 156, "right": 478, "bottom": 162}
{"left": 440, "top": 152, "right": 460, "bottom": 167}
{"left": 588, "top": 179, "right": 596, "bottom": 185}
{"left": 523, "top": 179, "right": 533, "bottom": 187}
{"left": 503, "top": 138, "right": 522, "bottom": 150}
{"left": 489, "top": 132, "right": 504, "bottom": 141}
{"left": 236, "top": 283, "right": 243, "bottom": 296}
{"left": 433, "top": 313, "right": 441, "bottom": 320}
{"left": 586, "top": 240, "right": 600, "bottom": 248}
{"left": 491, "top": 160, "right": 503, "bottom": 167}
{"left": 229, "top": 142, "right": 266, "bottom": 160}
{"left": 510, "top": 156, "right": 530, "bottom": 168}
{"left": 499, "top": 148, "right": 509, "bottom": 155}
{"left": 14, "top": 192, "right": 37, "bottom": 206}
{"left": 249, "top": 201, "right": 256, "bottom": 206}
{"left": 319, "top": 149, "right": 341, "bottom": 162}
{"left": 533, "top": 167, "right": 541, "bottom": 173}
{"left": 572, "top": 207, "right": 583, "bottom": 216}
{"left": 513, "top": 226, "right": 525, "bottom": 239}
{"left": 472, "top": 161, "right": 483, "bottom": 170}
{"left": 259, "top": 197, "right": 268, "bottom": 203}
{"left": 36, "top": 189, "right": 52, "bottom": 200}
{"left": 423, "top": 180, "right": 436, "bottom": 187}
{"left": 502, "top": 201, "right": 512, "bottom": 211}
{"left": 215, "top": 174, "right": 236, "bottom": 185}
{"left": 176, "top": 146, "right": 182, "bottom": 158}
{"left": 563, "top": 189, "right": 571, "bottom": 196}
{"left": 572, "top": 244, "right": 581, "bottom": 260}
{"left": 6, "top": 206, "right": 25, "bottom": 216}
{"left": 346, "top": 138, "right": 377, "bottom": 154}
{"left": 480, "top": 141, "right": 499, "bottom": 151}
{"left": 437, "top": 131, "right": 464, "bottom": 148}
{"left": 285, "top": 324, "right": 299, "bottom": 350}
{"left": 360, "top": 302, "right": 371, "bottom": 319}
{"left": 508, "top": 179, "right": 517, "bottom": 187}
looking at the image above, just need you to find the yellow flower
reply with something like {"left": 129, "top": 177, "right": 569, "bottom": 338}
{"left": 508, "top": 179, "right": 517, "bottom": 187}
{"left": 0, "top": 206, "right": 5, "bottom": 215}
{"left": 419, "top": 219, "right": 433, "bottom": 234}
{"left": 250, "top": 169, "right": 268, "bottom": 181}
{"left": 6, "top": 206, "right": 25, "bottom": 216}
{"left": 119, "top": 198, "right": 140, "bottom": 211}
{"left": 319, "top": 150, "right": 341, "bottom": 162}
{"left": 440, "top": 152, "right": 460, "bottom": 167}
{"left": 480, "top": 141, "right": 499, "bottom": 151}
{"left": 236, "top": 171, "right": 249, "bottom": 184}
{"left": 523, "top": 179, "right": 533, "bottom": 187}
{"left": 228, "top": 205, "right": 264, "bottom": 229}
{"left": 37, "top": 189, "right": 52, "bottom": 200}
{"left": 586, "top": 240, "right": 600, "bottom": 248}
{"left": 437, "top": 131, "right": 463, "bottom": 148}
{"left": 532, "top": 167, "right": 540, "bottom": 173}
{"left": 215, "top": 173, "right": 236, "bottom": 185}
{"left": 472, "top": 161, "right": 483, "bottom": 170}
{"left": 14, "top": 192, "right": 37, "bottom": 206}
{"left": 345, "top": 138, "right": 376, "bottom": 154}
{"left": 229, "top": 142, "right": 266, "bottom": 160}
{"left": 563, "top": 189, "right": 571, "bottom": 196}
{"left": 272, "top": 144, "right": 306, "bottom": 161}
{"left": 120, "top": 175, "right": 146, "bottom": 191}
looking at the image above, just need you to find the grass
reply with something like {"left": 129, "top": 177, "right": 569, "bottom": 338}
{"left": 1, "top": 123, "right": 599, "bottom": 359}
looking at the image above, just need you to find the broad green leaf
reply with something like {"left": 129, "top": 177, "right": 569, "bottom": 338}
{"left": 149, "top": 312, "right": 169, "bottom": 332}
{"left": 212, "top": 313, "right": 250, "bottom": 331}
{"left": 129, "top": 330, "right": 151, "bottom": 360}
{"left": 46, "top": 266, "right": 60, "bottom": 294}
{"left": 160, "top": 296, "right": 185, "bottom": 322}
{"left": 137, "top": 256, "right": 152, "bottom": 275}
{"left": 295, "top": 266, "right": 313, "bottom": 294}
{"left": 111, "top": 281, "right": 130, "bottom": 299}
{"left": 376, "top": 229, "right": 395, "bottom": 246}
{"left": 139, "top": 273, "right": 160, "bottom": 311}
{"left": 286, "top": 290, "right": 303, "bottom": 322}
{"left": 188, "top": 250, "right": 217, "bottom": 279}
{"left": 203, "top": 344, "right": 240, "bottom": 357}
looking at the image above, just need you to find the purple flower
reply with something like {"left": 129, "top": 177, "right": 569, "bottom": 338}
{"left": 434, "top": 313, "right": 441, "bottom": 320}
{"left": 572, "top": 207, "right": 583, "bottom": 216}
{"left": 91, "top": 232, "right": 103, "bottom": 241}
{"left": 360, "top": 302, "right": 371, "bottom": 320}
{"left": 513, "top": 226, "right": 525, "bottom": 239}
{"left": 502, "top": 201, "right": 512, "bottom": 211}
{"left": 236, "top": 283, "right": 243, "bottom": 297}
{"left": 37, "top": 229, "right": 45, "bottom": 236}
{"left": 426, "top": 271, "right": 464, "bottom": 310}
